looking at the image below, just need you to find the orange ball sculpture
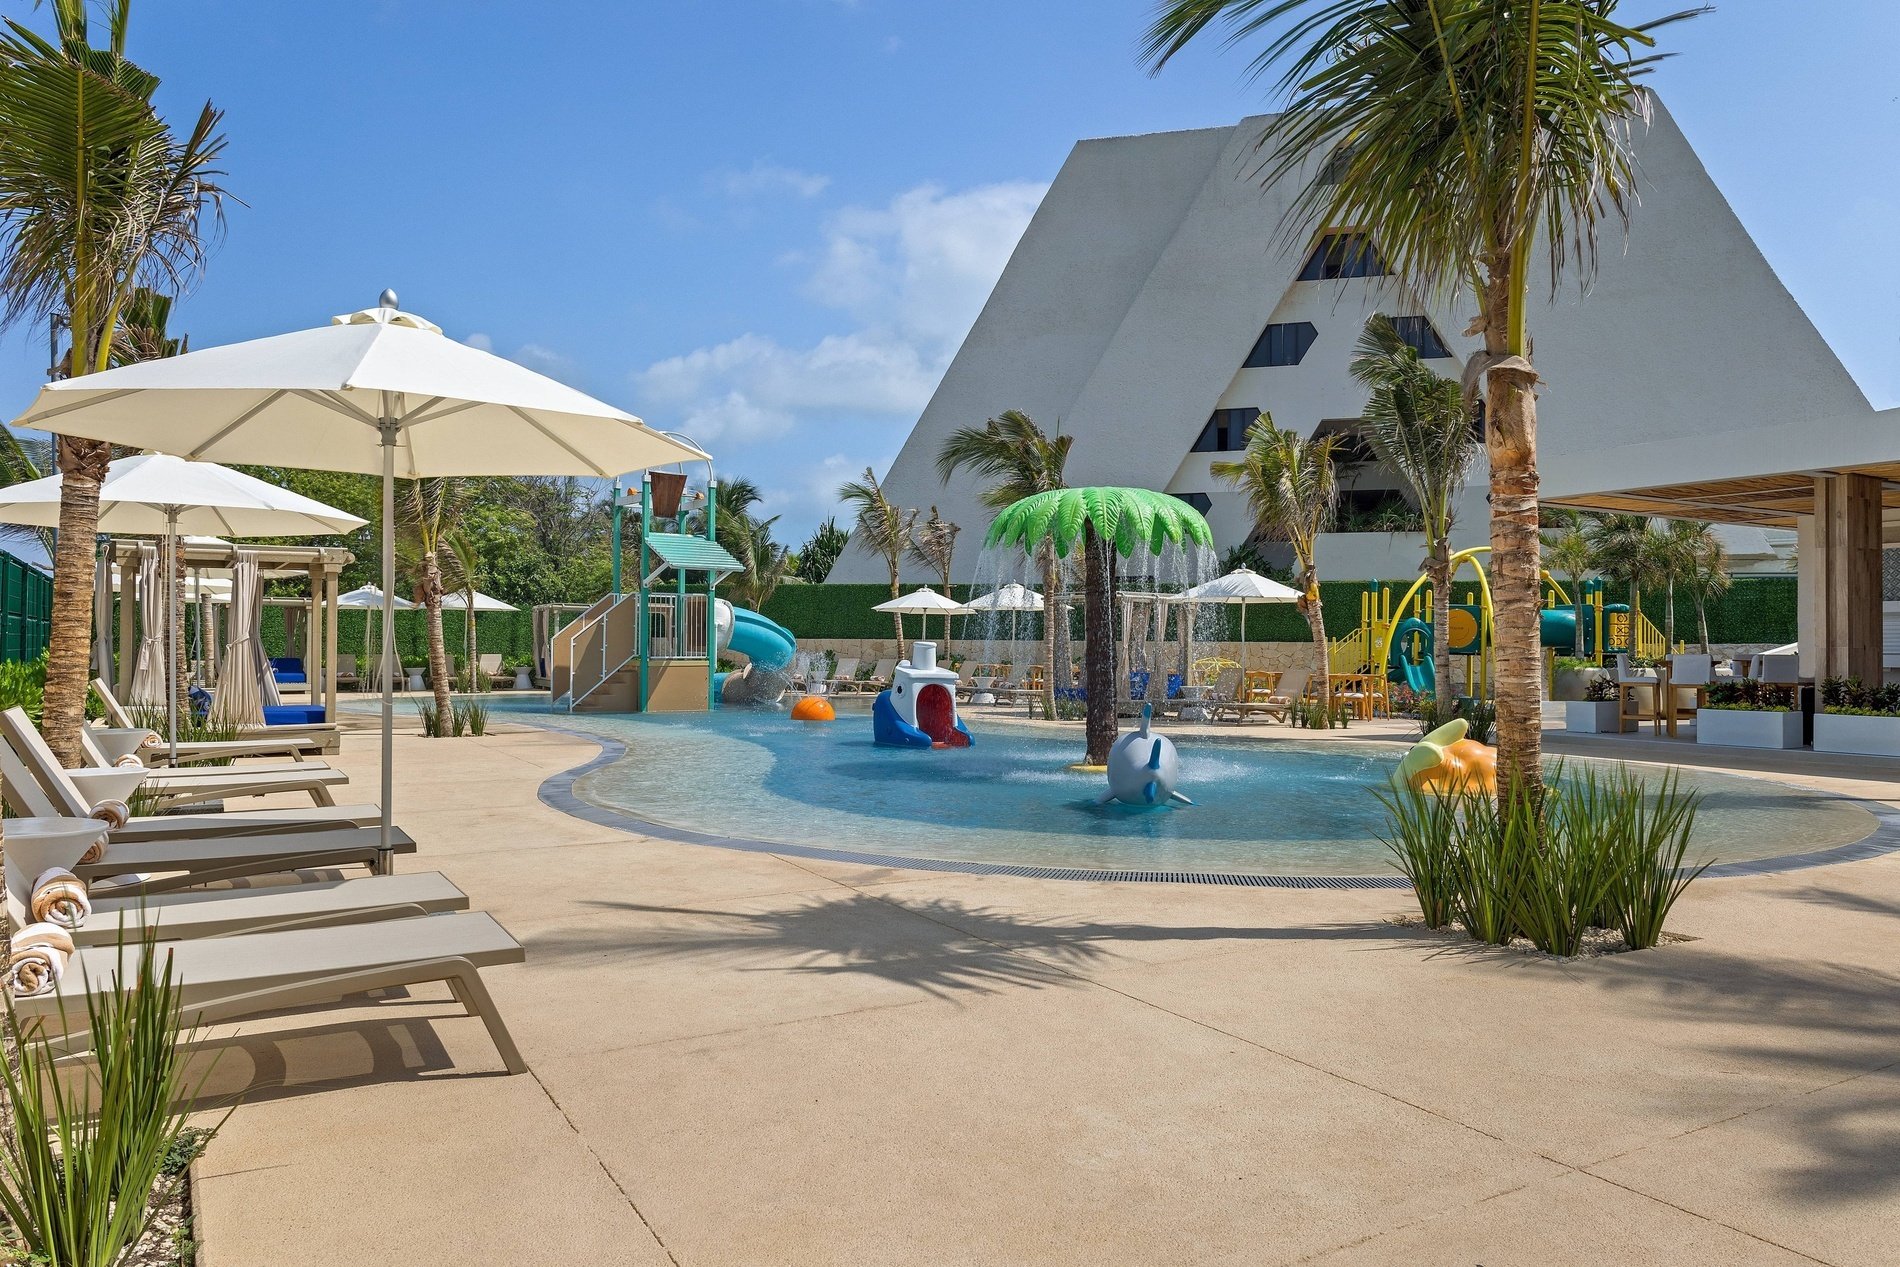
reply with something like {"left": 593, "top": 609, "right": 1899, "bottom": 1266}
{"left": 790, "top": 695, "right": 836, "bottom": 722}
{"left": 1391, "top": 719, "right": 1498, "bottom": 798}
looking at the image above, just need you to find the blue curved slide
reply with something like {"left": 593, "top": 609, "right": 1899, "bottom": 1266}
{"left": 727, "top": 606, "right": 796, "bottom": 673}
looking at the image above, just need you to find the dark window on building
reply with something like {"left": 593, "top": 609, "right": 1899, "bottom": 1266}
{"left": 1318, "top": 142, "right": 1358, "bottom": 185}
{"left": 1173, "top": 492, "right": 1213, "bottom": 515}
{"left": 1243, "top": 321, "right": 1318, "bottom": 368}
{"left": 1298, "top": 232, "right": 1387, "bottom": 280}
{"left": 1391, "top": 315, "right": 1450, "bottom": 358}
{"left": 1191, "top": 408, "right": 1258, "bottom": 453}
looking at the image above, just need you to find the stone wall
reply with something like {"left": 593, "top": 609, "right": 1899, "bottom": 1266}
{"left": 792, "top": 637, "right": 1328, "bottom": 681}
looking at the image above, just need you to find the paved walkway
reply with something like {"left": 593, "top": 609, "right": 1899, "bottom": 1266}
{"left": 191, "top": 713, "right": 1900, "bottom": 1265}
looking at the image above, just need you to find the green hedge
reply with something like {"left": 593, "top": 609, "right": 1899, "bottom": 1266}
{"left": 756, "top": 576, "right": 1800, "bottom": 647}
{"left": 257, "top": 609, "right": 538, "bottom": 664}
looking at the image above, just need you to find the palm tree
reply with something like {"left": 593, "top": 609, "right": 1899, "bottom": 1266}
{"left": 795, "top": 516, "right": 849, "bottom": 583}
{"left": 1144, "top": 0, "right": 1704, "bottom": 796}
{"left": 1586, "top": 513, "right": 1666, "bottom": 647}
{"left": 400, "top": 478, "right": 472, "bottom": 733}
{"left": 1350, "top": 313, "right": 1477, "bottom": 700}
{"left": 1541, "top": 521, "right": 1593, "bottom": 658}
{"left": 907, "top": 507, "right": 961, "bottom": 644}
{"left": 1655, "top": 518, "right": 1712, "bottom": 650}
{"left": 935, "top": 409, "right": 1074, "bottom": 715}
{"left": 1211, "top": 414, "right": 1340, "bottom": 709}
{"left": 0, "top": 0, "right": 228, "bottom": 762}
{"left": 838, "top": 468, "right": 917, "bottom": 647}
{"left": 1676, "top": 521, "right": 1729, "bottom": 654}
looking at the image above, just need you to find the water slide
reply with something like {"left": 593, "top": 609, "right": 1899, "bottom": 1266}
{"left": 714, "top": 599, "right": 798, "bottom": 705}
{"left": 1388, "top": 616, "right": 1437, "bottom": 696}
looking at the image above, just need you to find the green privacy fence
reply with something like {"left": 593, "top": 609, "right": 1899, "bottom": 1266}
{"left": 258, "top": 608, "right": 540, "bottom": 665}
{"left": 0, "top": 550, "right": 52, "bottom": 663}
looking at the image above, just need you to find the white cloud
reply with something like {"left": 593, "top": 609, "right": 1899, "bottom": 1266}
{"left": 635, "top": 180, "right": 1047, "bottom": 455}
{"left": 716, "top": 162, "right": 832, "bottom": 200}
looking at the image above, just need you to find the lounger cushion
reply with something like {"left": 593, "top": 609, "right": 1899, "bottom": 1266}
{"left": 79, "top": 872, "right": 466, "bottom": 944}
{"left": 264, "top": 705, "right": 326, "bottom": 726}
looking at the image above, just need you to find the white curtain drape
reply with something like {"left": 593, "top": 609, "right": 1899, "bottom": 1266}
{"left": 128, "top": 544, "right": 166, "bottom": 706}
{"left": 211, "top": 551, "right": 266, "bottom": 726}
{"left": 255, "top": 568, "right": 281, "bottom": 710}
{"left": 92, "top": 550, "right": 115, "bottom": 680}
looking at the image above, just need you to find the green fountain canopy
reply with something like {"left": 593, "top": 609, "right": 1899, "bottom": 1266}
{"left": 983, "top": 486, "right": 1213, "bottom": 560}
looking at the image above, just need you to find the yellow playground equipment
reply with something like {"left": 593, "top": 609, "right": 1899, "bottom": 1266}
{"left": 1329, "top": 547, "right": 1664, "bottom": 699}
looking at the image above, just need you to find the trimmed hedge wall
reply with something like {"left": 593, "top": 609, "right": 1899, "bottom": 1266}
{"left": 256, "top": 609, "right": 538, "bottom": 664}
{"left": 758, "top": 577, "right": 1800, "bottom": 646}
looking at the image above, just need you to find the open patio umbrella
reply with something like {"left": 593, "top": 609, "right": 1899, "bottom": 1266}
{"left": 1174, "top": 566, "right": 1302, "bottom": 674}
{"left": 338, "top": 584, "right": 417, "bottom": 688}
{"left": 438, "top": 589, "right": 517, "bottom": 612}
{"left": 873, "top": 586, "right": 971, "bottom": 653}
{"left": 13, "top": 293, "right": 709, "bottom": 848}
{"left": 0, "top": 453, "right": 364, "bottom": 760}
{"left": 961, "top": 582, "right": 1043, "bottom": 612}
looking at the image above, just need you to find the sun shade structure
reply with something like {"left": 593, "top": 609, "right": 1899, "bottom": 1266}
{"left": 963, "top": 582, "right": 1044, "bottom": 612}
{"left": 1174, "top": 566, "right": 1302, "bottom": 674}
{"left": 874, "top": 587, "right": 971, "bottom": 654}
{"left": 0, "top": 454, "right": 364, "bottom": 760}
{"left": 11, "top": 294, "right": 710, "bottom": 849}
{"left": 337, "top": 584, "right": 416, "bottom": 610}
{"left": 438, "top": 589, "right": 518, "bottom": 613}
{"left": 642, "top": 531, "right": 742, "bottom": 580}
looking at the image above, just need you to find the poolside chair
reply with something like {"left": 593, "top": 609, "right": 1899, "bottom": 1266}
{"left": 50, "top": 713, "right": 347, "bottom": 809}
{"left": 1613, "top": 654, "right": 1659, "bottom": 734}
{"left": 70, "top": 872, "right": 468, "bottom": 945}
{"left": 0, "top": 721, "right": 384, "bottom": 844}
{"left": 91, "top": 679, "right": 327, "bottom": 764}
{"left": 861, "top": 659, "right": 898, "bottom": 692}
{"left": 480, "top": 653, "right": 508, "bottom": 688}
{"left": 14, "top": 911, "right": 528, "bottom": 1074}
{"left": 335, "top": 654, "right": 361, "bottom": 691}
{"left": 1757, "top": 653, "right": 1803, "bottom": 684}
{"left": 825, "top": 657, "right": 861, "bottom": 694}
{"left": 1667, "top": 653, "right": 1714, "bottom": 722}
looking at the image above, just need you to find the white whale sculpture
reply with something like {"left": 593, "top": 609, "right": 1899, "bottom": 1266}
{"left": 1098, "top": 704, "right": 1192, "bottom": 807}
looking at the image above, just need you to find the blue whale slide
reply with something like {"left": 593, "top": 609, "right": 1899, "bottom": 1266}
{"left": 715, "top": 602, "right": 797, "bottom": 704}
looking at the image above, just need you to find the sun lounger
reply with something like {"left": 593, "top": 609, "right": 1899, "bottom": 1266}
{"left": 1208, "top": 668, "right": 1299, "bottom": 723}
{"left": 76, "top": 823, "right": 417, "bottom": 894}
{"left": 14, "top": 911, "right": 528, "bottom": 1074}
{"left": 92, "top": 679, "right": 328, "bottom": 763}
{"left": 1, "top": 729, "right": 383, "bottom": 844}
{"left": 855, "top": 659, "right": 898, "bottom": 694}
{"left": 73, "top": 872, "right": 467, "bottom": 945}
{"left": 78, "top": 725, "right": 338, "bottom": 786}
{"left": 825, "top": 657, "right": 861, "bottom": 694}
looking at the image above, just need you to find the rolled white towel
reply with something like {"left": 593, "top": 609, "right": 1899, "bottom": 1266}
{"left": 135, "top": 730, "right": 163, "bottom": 749}
{"left": 7, "top": 922, "right": 74, "bottom": 998}
{"left": 30, "top": 866, "right": 91, "bottom": 929}
{"left": 114, "top": 753, "right": 143, "bottom": 769}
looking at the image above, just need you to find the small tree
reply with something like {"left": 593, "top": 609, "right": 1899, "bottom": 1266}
{"left": 796, "top": 516, "right": 849, "bottom": 583}
{"left": 1212, "top": 414, "right": 1341, "bottom": 709}
{"left": 400, "top": 477, "right": 471, "bottom": 732}
{"left": 1587, "top": 514, "right": 1667, "bottom": 649}
{"left": 1678, "top": 522, "right": 1730, "bottom": 654}
{"left": 1351, "top": 314, "right": 1479, "bottom": 700}
{"left": 907, "top": 507, "right": 961, "bottom": 644}
{"left": 1541, "top": 523, "right": 1595, "bottom": 658}
{"left": 838, "top": 468, "right": 916, "bottom": 646}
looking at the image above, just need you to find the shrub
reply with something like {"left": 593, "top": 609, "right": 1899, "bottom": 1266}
{"left": 1411, "top": 694, "right": 1494, "bottom": 741}
{"left": 1819, "top": 676, "right": 1900, "bottom": 717}
{"left": 1705, "top": 679, "right": 1797, "bottom": 712}
{"left": 0, "top": 931, "right": 231, "bottom": 1265}
{"left": 1584, "top": 677, "right": 1619, "bottom": 702}
{"left": 456, "top": 697, "right": 489, "bottom": 737}
{"left": 1371, "top": 763, "right": 1705, "bottom": 954}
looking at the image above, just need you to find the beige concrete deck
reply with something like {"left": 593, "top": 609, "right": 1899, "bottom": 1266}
{"left": 189, "top": 709, "right": 1900, "bottom": 1266}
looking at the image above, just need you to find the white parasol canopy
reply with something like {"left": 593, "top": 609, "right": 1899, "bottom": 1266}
{"left": 874, "top": 586, "right": 970, "bottom": 652}
{"left": 1173, "top": 567, "right": 1301, "bottom": 673}
{"left": 338, "top": 584, "right": 416, "bottom": 610}
{"left": 11, "top": 293, "right": 709, "bottom": 848}
{"left": 962, "top": 582, "right": 1044, "bottom": 612}
{"left": 439, "top": 589, "right": 518, "bottom": 613}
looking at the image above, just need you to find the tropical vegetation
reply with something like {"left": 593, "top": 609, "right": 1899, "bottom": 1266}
{"left": 838, "top": 467, "right": 919, "bottom": 646}
{"left": 1145, "top": 0, "right": 1704, "bottom": 800}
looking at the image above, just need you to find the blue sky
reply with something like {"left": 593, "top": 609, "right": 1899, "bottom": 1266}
{"left": 1, "top": 0, "right": 1894, "bottom": 552}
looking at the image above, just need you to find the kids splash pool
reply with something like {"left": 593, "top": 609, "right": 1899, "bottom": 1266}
{"left": 504, "top": 703, "right": 1885, "bottom": 881}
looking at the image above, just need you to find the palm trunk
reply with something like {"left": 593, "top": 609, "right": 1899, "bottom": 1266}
{"left": 1484, "top": 350, "right": 1544, "bottom": 799}
{"left": 1082, "top": 525, "right": 1116, "bottom": 765}
{"left": 1694, "top": 595, "right": 1711, "bottom": 655}
{"left": 1039, "top": 550, "right": 1060, "bottom": 720}
{"left": 1427, "top": 544, "right": 1453, "bottom": 701}
{"left": 1664, "top": 583, "right": 1676, "bottom": 650}
{"left": 44, "top": 437, "right": 111, "bottom": 766}
{"left": 424, "top": 553, "right": 453, "bottom": 733}
{"left": 887, "top": 563, "right": 904, "bottom": 653}
{"left": 1568, "top": 572, "right": 1585, "bottom": 658}
{"left": 173, "top": 541, "right": 190, "bottom": 727}
{"left": 1300, "top": 577, "right": 1331, "bottom": 713}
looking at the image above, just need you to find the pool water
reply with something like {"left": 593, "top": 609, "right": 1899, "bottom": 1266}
{"left": 494, "top": 702, "right": 1876, "bottom": 877}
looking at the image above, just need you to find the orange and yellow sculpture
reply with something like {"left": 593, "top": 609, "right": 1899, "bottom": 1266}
{"left": 1390, "top": 719, "right": 1498, "bottom": 797}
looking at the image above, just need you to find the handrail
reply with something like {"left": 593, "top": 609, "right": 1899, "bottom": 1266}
{"left": 569, "top": 592, "right": 642, "bottom": 711}
{"left": 548, "top": 592, "right": 617, "bottom": 701}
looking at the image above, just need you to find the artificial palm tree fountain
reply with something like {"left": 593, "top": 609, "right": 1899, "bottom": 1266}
{"left": 984, "top": 487, "right": 1214, "bottom": 766}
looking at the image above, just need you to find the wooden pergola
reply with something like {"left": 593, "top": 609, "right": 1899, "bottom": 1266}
{"left": 101, "top": 538, "right": 353, "bottom": 722}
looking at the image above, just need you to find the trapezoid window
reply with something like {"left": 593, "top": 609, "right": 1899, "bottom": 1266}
{"left": 1172, "top": 492, "right": 1213, "bottom": 515}
{"left": 1190, "top": 407, "right": 1258, "bottom": 454}
{"left": 1391, "top": 315, "right": 1451, "bottom": 358}
{"left": 1298, "top": 232, "right": 1387, "bottom": 281}
{"left": 1243, "top": 321, "right": 1318, "bottom": 368}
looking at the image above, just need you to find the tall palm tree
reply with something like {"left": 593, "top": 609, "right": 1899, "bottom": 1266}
{"left": 1144, "top": 0, "right": 1704, "bottom": 796}
{"left": 1586, "top": 513, "right": 1666, "bottom": 648}
{"left": 0, "top": 0, "right": 228, "bottom": 762}
{"left": 400, "top": 477, "right": 472, "bottom": 733}
{"left": 1212, "top": 414, "right": 1340, "bottom": 709}
{"left": 1675, "top": 521, "right": 1728, "bottom": 654}
{"left": 838, "top": 468, "right": 916, "bottom": 646}
{"left": 907, "top": 507, "right": 961, "bottom": 644}
{"left": 1350, "top": 313, "right": 1477, "bottom": 700}
{"left": 1541, "top": 521, "right": 1593, "bottom": 658}
{"left": 935, "top": 409, "right": 1074, "bottom": 715}
{"left": 1655, "top": 518, "right": 1712, "bottom": 649}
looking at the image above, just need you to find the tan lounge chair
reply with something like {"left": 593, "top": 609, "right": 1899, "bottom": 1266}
{"left": 92, "top": 678, "right": 327, "bottom": 764}
{"left": 74, "top": 726, "right": 344, "bottom": 808}
{"left": 0, "top": 724, "right": 383, "bottom": 844}
{"left": 73, "top": 872, "right": 468, "bottom": 945}
{"left": 825, "top": 657, "right": 861, "bottom": 694}
{"left": 14, "top": 911, "right": 528, "bottom": 1074}
{"left": 1209, "top": 668, "right": 1299, "bottom": 723}
{"left": 76, "top": 824, "right": 417, "bottom": 894}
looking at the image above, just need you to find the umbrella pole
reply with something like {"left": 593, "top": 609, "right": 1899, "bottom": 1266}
{"left": 379, "top": 413, "right": 397, "bottom": 851}
{"left": 166, "top": 508, "right": 179, "bottom": 765}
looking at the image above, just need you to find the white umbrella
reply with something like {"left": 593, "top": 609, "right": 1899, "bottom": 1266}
{"left": 874, "top": 586, "right": 970, "bottom": 651}
{"left": 13, "top": 293, "right": 709, "bottom": 849}
{"left": 339, "top": 584, "right": 417, "bottom": 689}
{"left": 439, "top": 589, "right": 517, "bottom": 612}
{"left": 0, "top": 453, "right": 364, "bottom": 760}
{"left": 1174, "top": 566, "right": 1302, "bottom": 674}
{"left": 962, "top": 582, "right": 1043, "bottom": 612}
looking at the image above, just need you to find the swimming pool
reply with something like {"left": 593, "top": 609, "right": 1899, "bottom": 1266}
{"left": 490, "top": 701, "right": 1883, "bottom": 879}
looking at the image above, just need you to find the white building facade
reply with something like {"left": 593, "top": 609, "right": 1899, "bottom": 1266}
{"left": 830, "top": 102, "right": 1869, "bottom": 585}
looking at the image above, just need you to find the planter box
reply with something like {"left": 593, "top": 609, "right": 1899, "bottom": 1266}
{"left": 1565, "top": 701, "right": 1624, "bottom": 733}
{"left": 1551, "top": 667, "right": 1608, "bottom": 702}
{"left": 1812, "top": 712, "right": 1900, "bottom": 757}
{"left": 1695, "top": 707, "right": 1804, "bottom": 750}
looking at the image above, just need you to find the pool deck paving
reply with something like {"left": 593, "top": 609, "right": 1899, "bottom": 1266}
{"left": 189, "top": 708, "right": 1900, "bottom": 1266}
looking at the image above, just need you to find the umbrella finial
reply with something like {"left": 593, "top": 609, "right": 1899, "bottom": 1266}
{"left": 379, "top": 288, "right": 399, "bottom": 310}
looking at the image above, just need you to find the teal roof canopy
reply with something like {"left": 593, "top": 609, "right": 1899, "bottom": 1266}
{"left": 645, "top": 532, "right": 743, "bottom": 576}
